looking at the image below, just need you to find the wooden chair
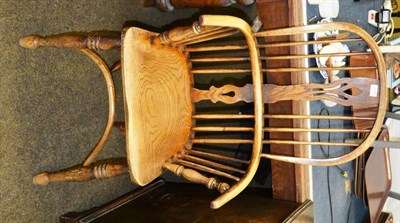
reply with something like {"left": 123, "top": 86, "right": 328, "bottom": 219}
{"left": 20, "top": 15, "right": 387, "bottom": 209}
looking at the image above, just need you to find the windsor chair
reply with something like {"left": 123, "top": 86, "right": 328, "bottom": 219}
{"left": 20, "top": 15, "right": 387, "bottom": 209}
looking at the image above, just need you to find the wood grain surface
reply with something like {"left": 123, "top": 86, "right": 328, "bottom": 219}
{"left": 122, "top": 27, "right": 193, "bottom": 186}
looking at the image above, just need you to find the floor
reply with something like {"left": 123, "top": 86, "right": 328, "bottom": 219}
{"left": 0, "top": 1, "right": 256, "bottom": 222}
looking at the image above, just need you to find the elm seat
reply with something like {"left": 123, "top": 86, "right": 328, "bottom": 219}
{"left": 122, "top": 27, "right": 193, "bottom": 186}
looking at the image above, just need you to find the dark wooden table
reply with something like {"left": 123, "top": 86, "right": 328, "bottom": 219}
{"left": 60, "top": 179, "right": 313, "bottom": 223}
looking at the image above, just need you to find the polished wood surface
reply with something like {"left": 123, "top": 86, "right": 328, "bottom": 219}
{"left": 163, "top": 162, "right": 230, "bottom": 193}
{"left": 257, "top": 0, "right": 297, "bottom": 201}
{"left": 256, "top": 22, "right": 387, "bottom": 166}
{"left": 21, "top": 13, "right": 387, "bottom": 210}
{"left": 193, "top": 77, "right": 380, "bottom": 106}
{"left": 19, "top": 33, "right": 120, "bottom": 50}
{"left": 60, "top": 179, "right": 307, "bottom": 223}
{"left": 350, "top": 54, "right": 379, "bottom": 130}
{"left": 122, "top": 27, "right": 193, "bottom": 186}
{"left": 365, "top": 130, "right": 392, "bottom": 223}
{"left": 33, "top": 159, "right": 128, "bottom": 186}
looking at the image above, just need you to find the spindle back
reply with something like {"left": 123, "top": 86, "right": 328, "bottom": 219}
{"left": 122, "top": 15, "right": 386, "bottom": 209}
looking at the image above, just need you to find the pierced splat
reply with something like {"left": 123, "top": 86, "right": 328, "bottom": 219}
{"left": 192, "top": 78, "right": 379, "bottom": 106}
{"left": 264, "top": 77, "right": 380, "bottom": 106}
{"left": 193, "top": 84, "right": 253, "bottom": 104}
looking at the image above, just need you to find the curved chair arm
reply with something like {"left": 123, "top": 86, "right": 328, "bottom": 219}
{"left": 79, "top": 49, "right": 116, "bottom": 166}
{"left": 198, "top": 15, "right": 264, "bottom": 209}
{"left": 257, "top": 22, "right": 387, "bottom": 166}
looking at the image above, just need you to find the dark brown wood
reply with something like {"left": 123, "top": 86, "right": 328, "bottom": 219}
{"left": 19, "top": 34, "right": 121, "bottom": 50}
{"left": 365, "top": 129, "right": 391, "bottom": 223}
{"left": 33, "top": 159, "right": 128, "bottom": 186}
{"left": 257, "top": 0, "right": 296, "bottom": 202}
{"left": 142, "top": 0, "right": 254, "bottom": 12}
{"left": 350, "top": 54, "right": 378, "bottom": 130}
{"left": 60, "top": 179, "right": 307, "bottom": 223}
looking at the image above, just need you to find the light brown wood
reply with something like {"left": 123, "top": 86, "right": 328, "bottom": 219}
{"left": 263, "top": 77, "right": 380, "bottom": 106}
{"left": 19, "top": 34, "right": 120, "bottom": 50}
{"left": 163, "top": 162, "right": 230, "bottom": 193}
{"left": 188, "top": 149, "right": 250, "bottom": 164}
{"left": 182, "top": 155, "right": 246, "bottom": 174}
{"left": 257, "top": 38, "right": 362, "bottom": 48}
{"left": 193, "top": 113, "right": 376, "bottom": 120}
{"left": 193, "top": 77, "right": 380, "bottom": 106}
{"left": 259, "top": 22, "right": 387, "bottom": 166}
{"left": 33, "top": 160, "right": 128, "bottom": 186}
{"left": 186, "top": 45, "right": 248, "bottom": 52}
{"left": 190, "top": 52, "right": 373, "bottom": 63}
{"left": 175, "top": 159, "right": 241, "bottom": 181}
{"left": 192, "top": 138, "right": 359, "bottom": 146}
{"left": 197, "top": 15, "right": 264, "bottom": 209}
{"left": 21, "top": 15, "right": 388, "bottom": 211}
{"left": 193, "top": 84, "right": 253, "bottom": 104}
{"left": 81, "top": 49, "right": 116, "bottom": 167}
{"left": 122, "top": 27, "right": 193, "bottom": 186}
{"left": 153, "top": 22, "right": 225, "bottom": 45}
{"left": 193, "top": 126, "right": 369, "bottom": 133}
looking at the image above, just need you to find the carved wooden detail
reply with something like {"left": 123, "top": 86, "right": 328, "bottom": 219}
{"left": 263, "top": 77, "right": 380, "bottom": 106}
{"left": 153, "top": 21, "right": 229, "bottom": 45}
{"left": 33, "top": 160, "right": 129, "bottom": 186}
{"left": 193, "top": 78, "right": 380, "bottom": 106}
{"left": 19, "top": 34, "right": 121, "bottom": 50}
{"left": 163, "top": 162, "right": 230, "bottom": 193}
{"left": 193, "top": 84, "right": 253, "bottom": 104}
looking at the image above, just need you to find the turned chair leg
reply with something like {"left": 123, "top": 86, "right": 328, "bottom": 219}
{"left": 19, "top": 33, "right": 121, "bottom": 50}
{"left": 33, "top": 159, "right": 129, "bottom": 186}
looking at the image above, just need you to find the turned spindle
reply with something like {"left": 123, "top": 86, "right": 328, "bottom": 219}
{"left": 19, "top": 34, "right": 121, "bottom": 50}
{"left": 163, "top": 162, "right": 230, "bottom": 193}
{"left": 33, "top": 161, "right": 128, "bottom": 186}
{"left": 153, "top": 21, "right": 223, "bottom": 45}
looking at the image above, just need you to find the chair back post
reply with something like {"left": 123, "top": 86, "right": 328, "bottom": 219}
{"left": 258, "top": 22, "right": 387, "bottom": 166}
{"left": 197, "top": 15, "right": 264, "bottom": 209}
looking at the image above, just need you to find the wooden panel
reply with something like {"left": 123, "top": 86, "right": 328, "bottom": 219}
{"left": 122, "top": 27, "right": 193, "bottom": 185}
{"left": 257, "top": 0, "right": 296, "bottom": 201}
{"left": 288, "top": 0, "right": 311, "bottom": 203}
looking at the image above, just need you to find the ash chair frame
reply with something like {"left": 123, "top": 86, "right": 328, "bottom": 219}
{"left": 20, "top": 15, "right": 387, "bottom": 209}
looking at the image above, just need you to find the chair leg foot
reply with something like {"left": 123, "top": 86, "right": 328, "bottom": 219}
{"left": 33, "top": 159, "right": 129, "bottom": 186}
